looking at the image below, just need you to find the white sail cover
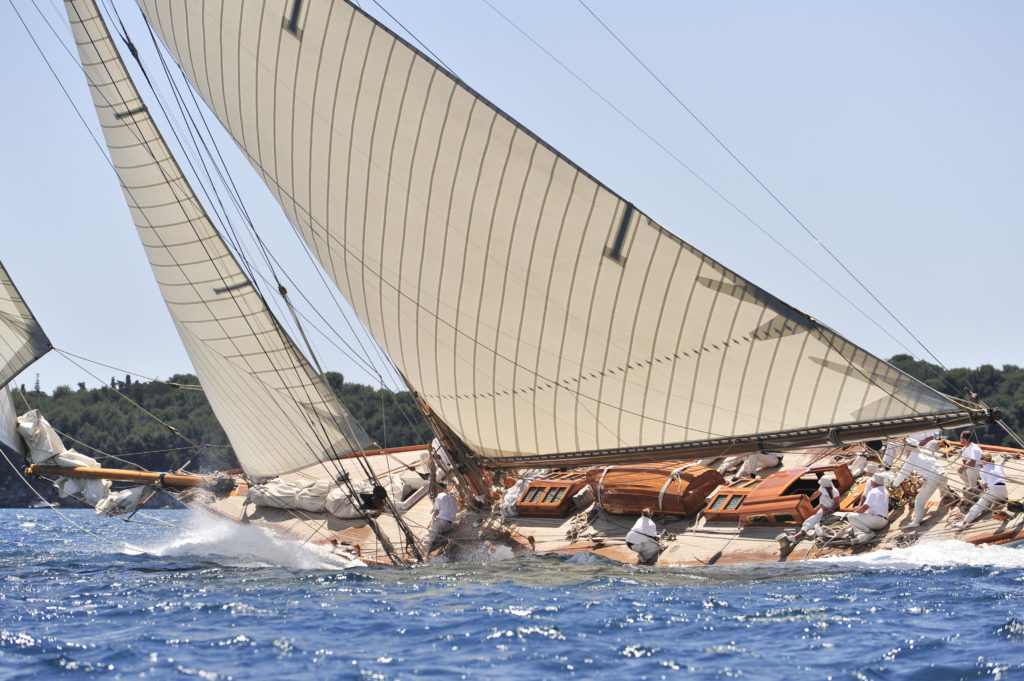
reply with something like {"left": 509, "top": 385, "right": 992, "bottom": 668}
{"left": 135, "top": 1, "right": 964, "bottom": 461}
{"left": 66, "top": 0, "right": 373, "bottom": 477}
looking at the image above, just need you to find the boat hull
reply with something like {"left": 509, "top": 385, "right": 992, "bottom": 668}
{"left": 181, "top": 442, "right": 1024, "bottom": 567}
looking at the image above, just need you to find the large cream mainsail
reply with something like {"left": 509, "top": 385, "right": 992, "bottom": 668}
{"left": 134, "top": 1, "right": 976, "bottom": 463}
{"left": 65, "top": 0, "right": 373, "bottom": 478}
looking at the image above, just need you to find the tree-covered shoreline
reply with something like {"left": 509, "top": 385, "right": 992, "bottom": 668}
{"left": 2, "top": 357, "right": 1021, "bottom": 507}
{"left": 0, "top": 371, "right": 432, "bottom": 507}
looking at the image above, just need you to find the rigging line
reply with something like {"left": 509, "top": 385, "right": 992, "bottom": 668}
{"left": 365, "top": 0, "right": 456, "bottom": 77}
{"left": 274, "top": 284, "right": 389, "bottom": 489}
{"left": 244, "top": 247, "right": 388, "bottom": 382}
{"left": 114, "top": 41, "right": 423, "bottom": 540}
{"left": 474, "top": 0, "right": 916, "bottom": 363}
{"left": 30, "top": 0, "right": 269, "bottom": 350}
{"left": 129, "top": 17, "right": 267, "bottom": 290}
{"left": 11, "top": 0, "right": 128, "bottom": 172}
{"left": 52, "top": 347, "right": 204, "bottom": 390}
{"left": 997, "top": 420, "right": 1024, "bottom": 450}
{"left": 137, "top": 45, "right": 402, "bottom": 441}
{"left": 574, "top": 0, "right": 955, "bottom": 381}
{"left": 47, "top": 350, "right": 200, "bottom": 448}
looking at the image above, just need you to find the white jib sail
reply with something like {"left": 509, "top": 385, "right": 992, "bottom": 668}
{"left": 65, "top": 0, "right": 374, "bottom": 477}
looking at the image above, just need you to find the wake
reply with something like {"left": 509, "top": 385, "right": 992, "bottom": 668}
{"left": 815, "top": 538, "right": 1024, "bottom": 570}
{"left": 120, "top": 514, "right": 363, "bottom": 570}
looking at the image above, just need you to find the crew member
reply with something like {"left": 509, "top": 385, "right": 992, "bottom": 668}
{"left": 955, "top": 451, "right": 1007, "bottom": 529}
{"left": 892, "top": 440, "right": 951, "bottom": 529}
{"left": 958, "top": 430, "right": 983, "bottom": 492}
{"left": 422, "top": 485, "right": 458, "bottom": 553}
{"left": 790, "top": 474, "right": 841, "bottom": 544}
{"left": 845, "top": 472, "right": 890, "bottom": 541}
{"left": 625, "top": 508, "right": 661, "bottom": 564}
{"left": 718, "top": 452, "right": 783, "bottom": 480}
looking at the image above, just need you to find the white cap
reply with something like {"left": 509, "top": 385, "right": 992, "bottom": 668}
{"left": 923, "top": 440, "right": 940, "bottom": 452}
{"left": 872, "top": 472, "right": 886, "bottom": 486}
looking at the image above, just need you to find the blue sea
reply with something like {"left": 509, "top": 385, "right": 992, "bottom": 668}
{"left": 1, "top": 509, "right": 1022, "bottom": 680}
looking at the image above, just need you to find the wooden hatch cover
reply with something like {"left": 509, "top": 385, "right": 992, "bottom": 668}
{"left": 585, "top": 461, "right": 725, "bottom": 517}
{"left": 703, "top": 463, "right": 854, "bottom": 526}
{"left": 516, "top": 472, "right": 589, "bottom": 518}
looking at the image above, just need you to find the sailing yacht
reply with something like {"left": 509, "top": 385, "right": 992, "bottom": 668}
{"left": 5, "top": 0, "right": 1022, "bottom": 565}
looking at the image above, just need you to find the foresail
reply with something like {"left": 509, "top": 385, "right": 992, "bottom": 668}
{"left": 65, "top": 0, "right": 374, "bottom": 477}
{"left": 0, "top": 259, "right": 50, "bottom": 387}
{"left": 136, "top": 1, "right": 972, "bottom": 463}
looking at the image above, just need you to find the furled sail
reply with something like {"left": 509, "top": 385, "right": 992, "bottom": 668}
{"left": 135, "top": 1, "right": 979, "bottom": 464}
{"left": 65, "top": 0, "right": 374, "bottom": 477}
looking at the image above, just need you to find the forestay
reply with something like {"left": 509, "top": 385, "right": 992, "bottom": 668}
{"left": 136, "top": 1, "right": 969, "bottom": 462}
{"left": 65, "top": 0, "right": 374, "bottom": 477}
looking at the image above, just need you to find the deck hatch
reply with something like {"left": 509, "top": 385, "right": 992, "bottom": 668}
{"left": 724, "top": 495, "right": 745, "bottom": 511}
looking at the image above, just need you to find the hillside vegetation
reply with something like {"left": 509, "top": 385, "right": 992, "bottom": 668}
{"left": 1, "top": 372, "right": 431, "bottom": 506}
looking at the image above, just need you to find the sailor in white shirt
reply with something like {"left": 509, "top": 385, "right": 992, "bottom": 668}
{"left": 845, "top": 473, "right": 890, "bottom": 541}
{"left": 883, "top": 431, "right": 937, "bottom": 469}
{"left": 625, "top": 508, "right": 661, "bottom": 564}
{"left": 422, "top": 487, "right": 458, "bottom": 553}
{"left": 892, "top": 440, "right": 951, "bottom": 528}
{"left": 794, "top": 474, "right": 841, "bottom": 541}
{"left": 956, "top": 452, "right": 1008, "bottom": 528}
{"left": 958, "top": 430, "right": 983, "bottom": 491}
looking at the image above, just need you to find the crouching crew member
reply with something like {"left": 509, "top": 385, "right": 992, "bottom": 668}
{"left": 846, "top": 473, "right": 890, "bottom": 541}
{"left": 626, "top": 508, "right": 661, "bottom": 564}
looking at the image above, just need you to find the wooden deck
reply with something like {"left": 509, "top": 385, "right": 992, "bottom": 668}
{"left": 186, "top": 441, "right": 1024, "bottom": 567}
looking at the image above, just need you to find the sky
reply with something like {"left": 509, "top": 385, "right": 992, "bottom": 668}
{"left": 1, "top": 0, "right": 1021, "bottom": 396}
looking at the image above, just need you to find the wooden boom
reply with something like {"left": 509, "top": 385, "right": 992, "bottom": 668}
{"left": 25, "top": 464, "right": 212, "bottom": 489}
